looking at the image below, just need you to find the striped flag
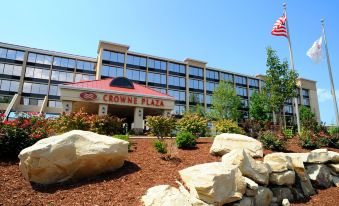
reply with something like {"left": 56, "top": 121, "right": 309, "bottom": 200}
{"left": 271, "top": 15, "right": 288, "bottom": 37}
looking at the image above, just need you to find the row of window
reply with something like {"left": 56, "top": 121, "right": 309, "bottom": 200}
{"left": 23, "top": 82, "right": 48, "bottom": 95}
{"left": 235, "top": 75, "right": 247, "bottom": 85}
{"left": 169, "top": 63, "right": 186, "bottom": 74}
{"left": 0, "top": 63, "right": 22, "bottom": 76}
{"left": 101, "top": 65, "right": 124, "bottom": 77}
{"left": 249, "top": 79, "right": 259, "bottom": 87}
{"left": 49, "top": 85, "right": 60, "bottom": 96}
{"left": 206, "top": 69, "right": 219, "bottom": 80}
{"left": 189, "top": 92, "right": 204, "bottom": 103}
{"left": 148, "top": 72, "right": 166, "bottom": 84}
{"left": 168, "top": 76, "right": 185, "bottom": 87}
{"left": 220, "top": 73, "right": 234, "bottom": 82}
{"left": 25, "top": 67, "right": 50, "bottom": 79}
{"left": 127, "top": 55, "right": 147, "bottom": 67}
{"left": 20, "top": 97, "right": 61, "bottom": 108}
{"left": 28, "top": 53, "right": 53, "bottom": 65}
{"left": 206, "top": 81, "right": 219, "bottom": 92}
{"left": 148, "top": 58, "right": 166, "bottom": 70}
{"left": 0, "top": 48, "right": 24, "bottom": 61}
{"left": 75, "top": 73, "right": 95, "bottom": 82}
{"left": 126, "top": 69, "right": 146, "bottom": 81}
{"left": 236, "top": 86, "right": 248, "bottom": 97}
{"left": 102, "top": 50, "right": 125, "bottom": 63}
{"left": 0, "top": 79, "right": 20, "bottom": 92}
{"left": 51, "top": 70, "right": 74, "bottom": 82}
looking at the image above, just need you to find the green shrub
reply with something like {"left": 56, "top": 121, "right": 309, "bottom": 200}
{"left": 214, "top": 119, "right": 244, "bottom": 135}
{"left": 146, "top": 115, "right": 176, "bottom": 139}
{"left": 176, "top": 132, "right": 197, "bottom": 148}
{"left": 89, "top": 115, "right": 124, "bottom": 135}
{"left": 299, "top": 129, "right": 320, "bottom": 149}
{"left": 154, "top": 140, "right": 167, "bottom": 154}
{"left": 300, "top": 106, "right": 318, "bottom": 131}
{"left": 178, "top": 113, "right": 208, "bottom": 137}
{"left": 259, "top": 131, "right": 286, "bottom": 151}
{"left": 282, "top": 128, "right": 294, "bottom": 139}
{"left": 114, "top": 135, "right": 131, "bottom": 150}
{"left": 328, "top": 127, "right": 339, "bottom": 148}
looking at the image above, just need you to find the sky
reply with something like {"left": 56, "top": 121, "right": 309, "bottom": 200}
{"left": 1, "top": 0, "right": 338, "bottom": 124}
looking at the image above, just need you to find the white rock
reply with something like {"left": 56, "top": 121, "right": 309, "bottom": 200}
{"left": 210, "top": 133, "right": 263, "bottom": 157}
{"left": 306, "top": 164, "right": 333, "bottom": 188}
{"left": 306, "top": 149, "right": 330, "bottom": 163}
{"left": 269, "top": 170, "right": 295, "bottom": 185}
{"left": 179, "top": 162, "right": 246, "bottom": 205}
{"left": 18, "top": 130, "right": 129, "bottom": 184}
{"left": 177, "top": 181, "right": 213, "bottom": 206}
{"left": 328, "top": 151, "right": 339, "bottom": 163}
{"left": 283, "top": 153, "right": 315, "bottom": 196}
{"left": 264, "top": 153, "right": 293, "bottom": 172}
{"left": 327, "top": 163, "right": 339, "bottom": 173}
{"left": 222, "top": 149, "right": 270, "bottom": 184}
{"left": 142, "top": 185, "right": 191, "bottom": 206}
{"left": 282, "top": 199, "right": 290, "bottom": 206}
{"left": 333, "top": 176, "right": 339, "bottom": 187}
{"left": 254, "top": 186, "right": 273, "bottom": 206}
{"left": 244, "top": 177, "right": 258, "bottom": 190}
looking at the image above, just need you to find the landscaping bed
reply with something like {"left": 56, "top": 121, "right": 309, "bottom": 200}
{"left": 0, "top": 137, "right": 338, "bottom": 206}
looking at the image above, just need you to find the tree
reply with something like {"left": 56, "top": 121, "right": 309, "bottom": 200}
{"left": 210, "top": 80, "right": 241, "bottom": 120}
{"left": 263, "top": 47, "right": 299, "bottom": 127}
{"left": 299, "top": 105, "right": 317, "bottom": 131}
{"left": 249, "top": 92, "right": 270, "bottom": 121}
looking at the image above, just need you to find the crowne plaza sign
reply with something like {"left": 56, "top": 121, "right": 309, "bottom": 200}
{"left": 79, "top": 92, "right": 165, "bottom": 107}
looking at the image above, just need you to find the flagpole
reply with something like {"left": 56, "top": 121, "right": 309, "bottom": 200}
{"left": 321, "top": 19, "right": 339, "bottom": 126}
{"left": 283, "top": 3, "right": 301, "bottom": 134}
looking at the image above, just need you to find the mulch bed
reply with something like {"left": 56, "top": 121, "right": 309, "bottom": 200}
{"left": 0, "top": 137, "right": 338, "bottom": 206}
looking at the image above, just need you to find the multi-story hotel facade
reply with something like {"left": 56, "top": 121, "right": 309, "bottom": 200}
{"left": 0, "top": 40, "right": 321, "bottom": 127}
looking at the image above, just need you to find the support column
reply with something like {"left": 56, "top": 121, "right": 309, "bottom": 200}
{"left": 98, "top": 104, "right": 108, "bottom": 116}
{"left": 132, "top": 107, "right": 144, "bottom": 134}
{"left": 62, "top": 101, "right": 72, "bottom": 113}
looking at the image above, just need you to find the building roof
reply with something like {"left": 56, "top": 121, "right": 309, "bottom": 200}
{"left": 61, "top": 78, "right": 174, "bottom": 100}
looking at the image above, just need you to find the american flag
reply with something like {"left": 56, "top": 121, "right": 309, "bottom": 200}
{"left": 271, "top": 15, "right": 288, "bottom": 37}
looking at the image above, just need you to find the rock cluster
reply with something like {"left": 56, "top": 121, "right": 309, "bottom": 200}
{"left": 142, "top": 133, "right": 339, "bottom": 206}
{"left": 18, "top": 130, "right": 129, "bottom": 184}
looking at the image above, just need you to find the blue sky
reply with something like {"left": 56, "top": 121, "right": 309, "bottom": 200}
{"left": 1, "top": 0, "right": 338, "bottom": 124}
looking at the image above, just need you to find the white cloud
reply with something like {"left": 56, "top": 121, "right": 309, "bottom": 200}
{"left": 317, "top": 88, "right": 339, "bottom": 103}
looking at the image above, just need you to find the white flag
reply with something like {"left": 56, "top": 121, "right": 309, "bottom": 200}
{"left": 306, "top": 36, "right": 322, "bottom": 64}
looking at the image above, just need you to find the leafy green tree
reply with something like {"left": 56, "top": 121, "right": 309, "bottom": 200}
{"left": 210, "top": 80, "right": 241, "bottom": 120}
{"left": 299, "top": 105, "right": 318, "bottom": 131}
{"left": 249, "top": 92, "right": 270, "bottom": 121}
{"left": 263, "top": 47, "right": 299, "bottom": 127}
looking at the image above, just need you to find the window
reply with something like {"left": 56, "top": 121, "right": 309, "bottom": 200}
{"left": 235, "top": 75, "right": 247, "bottom": 85}
{"left": 0, "top": 48, "right": 25, "bottom": 61}
{"left": 220, "top": 73, "right": 233, "bottom": 82}
{"left": 21, "top": 97, "right": 44, "bottom": 106}
{"left": 0, "top": 79, "right": 20, "bottom": 92}
{"left": 148, "top": 72, "right": 166, "bottom": 84}
{"left": 48, "top": 100, "right": 62, "bottom": 108}
{"left": 126, "top": 69, "right": 146, "bottom": 81}
{"left": 284, "top": 105, "right": 293, "bottom": 114}
{"left": 76, "top": 60, "right": 96, "bottom": 71}
{"left": 52, "top": 57, "right": 76, "bottom": 68}
{"left": 249, "top": 78, "right": 259, "bottom": 87}
{"left": 236, "top": 86, "right": 248, "bottom": 96}
{"left": 28, "top": 53, "right": 52, "bottom": 65}
{"left": 148, "top": 58, "right": 166, "bottom": 70}
{"left": 127, "top": 55, "right": 146, "bottom": 67}
{"left": 74, "top": 73, "right": 95, "bottom": 82}
{"left": 206, "top": 69, "right": 219, "bottom": 80}
{"left": 303, "top": 98, "right": 310, "bottom": 106}
{"left": 249, "top": 88, "right": 258, "bottom": 97}
{"left": 189, "top": 79, "right": 204, "bottom": 90}
{"left": 302, "top": 89, "right": 309, "bottom": 97}
{"left": 102, "top": 50, "right": 125, "bottom": 63}
{"left": 168, "top": 76, "right": 185, "bottom": 87}
{"left": 22, "top": 82, "right": 48, "bottom": 94}
{"left": 25, "top": 67, "right": 50, "bottom": 79}
{"left": 171, "top": 105, "right": 185, "bottom": 115}
{"left": 189, "top": 92, "right": 204, "bottom": 103}
{"left": 51, "top": 70, "right": 74, "bottom": 82}
{"left": 169, "top": 63, "right": 186, "bottom": 74}
{"left": 168, "top": 90, "right": 186, "bottom": 101}
{"left": 101, "top": 65, "right": 124, "bottom": 77}
{"left": 189, "top": 66, "right": 203, "bottom": 77}
{"left": 0, "top": 63, "right": 22, "bottom": 76}
{"left": 49, "top": 85, "right": 60, "bottom": 96}
{"left": 206, "top": 95, "right": 212, "bottom": 104}
{"left": 206, "top": 82, "right": 219, "bottom": 92}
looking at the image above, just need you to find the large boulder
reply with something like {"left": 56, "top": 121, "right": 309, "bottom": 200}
{"left": 306, "top": 164, "right": 333, "bottom": 188}
{"left": 270, "top": 187, "right": 294, "bottom": 204}
{"left": 333, "top": 176, "right": 339, "bottom": 187}
{"left": 222, "top": 149, "right": 270, "bottom": 185}
{"left": 210, "top": 133, "right": 263, "bottom": 157}
{"left": 18, "top": 130, "right": 129, "bottom": 184}
{"left": 142, "top": 185, "right": 191, "bottom": 206}
{"left": 179, "top": 162, "right": 246, "bottom": 205}
{"left": 269, "top": 170, "right": 295, "bottom": 185}
{"left": 254, "top": 186, "right": 273, "bottom": 206}
{"left": 284, "top": 153, "right": 315, "bottom": 196}
{"left": 263, "top": 153, "right": 293, "bottom": 172}
{"left": 328, "top": 151, "right": 339, "bottom": 163}
{"left": 306, "top": 149, "right": 330, "bottom": 163}
{"left": 327, "top": 163, "right": 339, "bottom": 173}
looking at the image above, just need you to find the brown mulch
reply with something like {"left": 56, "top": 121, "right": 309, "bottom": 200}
{"left": 0, "top": 137, "right": 338, "bottom": 206}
